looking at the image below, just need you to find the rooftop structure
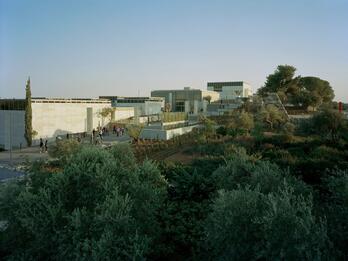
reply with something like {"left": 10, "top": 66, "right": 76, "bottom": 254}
{"left": 207, "top": 81, "right": 252, "bottom": 99}
{"left": 100, "top": 96, "right": 164, "bottom": 116}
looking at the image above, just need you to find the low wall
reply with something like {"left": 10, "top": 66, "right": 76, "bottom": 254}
{"left": 140, "top": 124, "right": 199, "bottom": 140}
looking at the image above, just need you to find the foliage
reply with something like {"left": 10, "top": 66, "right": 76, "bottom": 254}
{"left": 311, "top": 108, "right": 346, "bottom": 142}
{"left": 236, "top": 111, "right": 254, "bottom": 133}
{"left": 257, "top": 65, "right": 300, "bottom": 100}
{"left": 282, "top": 122, "right": 295, "bottom": 134}
{"left": 201, "top": 117, "right": 216, "bottom": 138}
{"left": 205, "top": 185, "right": 328, "bottom": 260}
{"left": 156, "top": 162, "right": 219, "bottom": 259}
{"left": 48, "top": 139, "right": 81, "bottom": 164}
{"left": 126, "top": 124, "right": 143, "bottom": 142}
{"left": 319, "top": 170, "right": 348, "bottom": 259}
{"left": 0, "top": 144, "right": 167, "bottom": 260}
{"left": 24, "top": 77, "right": 33, "bottom": 146}
{"left": 257, "top": 65, "right": 335, "bottom": 110}
{"left": 99, "top": 107, "right": 115, "bottom": 122}
{"left": 203, "top": 95, "right": 212, "bottom": 104}
{"left": 213, "top": 153, "right": 309, "bottom": 196}
{"left": 257, "top": 104, "right": 286, "bottom": 130}
{"left": 216, "top": 126, "right": 227, "bottom": 136}
{"left": 298, "top": 76, "right": 334, "bottom": 107}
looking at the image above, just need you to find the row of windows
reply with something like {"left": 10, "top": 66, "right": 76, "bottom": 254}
{"left": 207, "top": 81, "right": 244, "bottom": 87}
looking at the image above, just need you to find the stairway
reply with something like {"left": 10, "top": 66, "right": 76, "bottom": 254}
{"left": 262, "top": 93, "right": 289, "bottom": 119}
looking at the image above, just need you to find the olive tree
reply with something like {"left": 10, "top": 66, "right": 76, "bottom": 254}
{"left": 0, "top": 144, "right": 167, "bottom": 260}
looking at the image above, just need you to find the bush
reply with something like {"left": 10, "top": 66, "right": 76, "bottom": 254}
{"left": 282, "top": 122, "right": 296, "bottom": 134}
{"left": 309, "top": 145, "right": 342, "bottom": 161}
{"left": 48, "top": 139, "right": 81, "bottom": 164}
{"left": 213, "top": 153, "right": 309, "bottom": 197}
{"left": 311, "top": 108, "right": 347, "bottom": 142}
{"left": 318, "top": 170, "right": 348, "bottom": 259}
{"left": 216, "top": 126, "right": 227, "bottom": 136}
{"left": 0, "top": 144, "right": 167, "bottom": 260}
{"left": 205, "top": 186, "right": 329, "bottom": 260}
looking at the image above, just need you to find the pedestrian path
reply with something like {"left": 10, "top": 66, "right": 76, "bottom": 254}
{"left": 0, "top": 133, "right": 131, "bottom": 168}
{"left": 0, "top": 145, "right": 49, "bottom": 168}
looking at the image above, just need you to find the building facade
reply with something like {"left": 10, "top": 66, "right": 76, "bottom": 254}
{"left": 207, "top": 81, "right": 252, "bottom": 100}
{"left": 0, "top": 98, "right": 133, "bottom": 149}
{"left": 206, "top": 99, "right": 243, "bottom": 116}
{"left": 100, "top": 96, "right": 164, "bottom": 117}
{"left": 151, "top": 87, "right": 219, "bottom": 113}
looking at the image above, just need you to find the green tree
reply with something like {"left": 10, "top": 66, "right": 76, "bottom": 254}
{"left": 99, "top": 107, "right": 115, "bottom": 123}
{"left": 299, "top": 76, "right": 334, "bottom": 104}
{"left": 292, "top": 89, "right": 322, "bottom": 110}
{"left": 201, "top": 116, "right": 216, "bottom": 138}
{"left": 0, "top": 144, "right": 167, "bottom": 260}
{"left": 258, "top": 65, "right": 300, "bottom": 99}
{"left": 257, "top": 104, "right": 286, "bottom": 130}
{"left": 320, "top": 171, "right": 348, "bottom": 259}
{"left": 24, "top": 77, "right": 33, "bottom": 146}
{"left": 48, "top": 138, "right": 81, "bottom": 164}
{"left": 203, "top": 95, "right": 212, "bottom": 104}
{"left": 205, "top": 186, "right": 328, "bottom": 260}
{"left": 312, "top": 108, "right": 346, "bottom": 142}
{"left": 236, "top": 111, "right": 254, "bottom": 133}
{"left": 126, "top": 124, "right": 143, "bottom": 143}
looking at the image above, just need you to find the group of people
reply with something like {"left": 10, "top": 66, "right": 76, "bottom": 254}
{"left": 92, "top": 128, "right": 104, "bottom": 140}
{"left": 112, "top": 125, "right": 125, "bottom": 137}
{"left": 39, "top": 138, "right": 48, "bottom": 153}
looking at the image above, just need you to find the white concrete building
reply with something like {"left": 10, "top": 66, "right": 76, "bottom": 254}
{"left": 100, "top": 96, "right": 164, "bottom": 117}
{"left": 207, "top": 81, "right": 252, "bottom": 100}
{"left": 0, "top": 98, "right": 134, "bottom": 149}
{"left": 151, "top": 87, "right": 219, "bottom": 114}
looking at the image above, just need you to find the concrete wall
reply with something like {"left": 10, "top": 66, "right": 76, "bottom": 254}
{"left": 0, "top": 103, "right": 134, "bottom": 149}
{"left": 31, "top": 102, "right": 112, "bottom": 140}
{"left": 140, "top": 125, "right": 199, "bottom": 140}
{"left": 0, "top": 110, "right": 26, "bottom": 150}
{"left": 144, "top": 101, "right": 163, "bottom": 115}
{"left": 113, "top": 101, "right": 163, "bottom": 116}
{"left": 208, "top": 82, "right": 252, "bottom": 100}
{"left": 114, "top": 107, "right": 134, "bottom": 121}
{"left": 201, "top": 90, "right": 220, "bottom": 102}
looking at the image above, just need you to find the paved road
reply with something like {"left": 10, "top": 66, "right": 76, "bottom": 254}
{"left": 0, "top": 146, "right": 49, "bottom": 168}
{"left": 0, "top": 167, "right": 25, "bottom": 181}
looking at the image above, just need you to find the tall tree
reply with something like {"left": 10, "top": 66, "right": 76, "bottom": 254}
{"left": 24, "top": 77, "right": 33, "bottom": 146}
{"left": 258, "top": 65, "right": 300, "bottom": 98}
{"left": 298, "top": 76, "right": 334, "bottom": 108}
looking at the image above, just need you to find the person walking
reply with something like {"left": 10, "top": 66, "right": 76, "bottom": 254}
{"left": 39, "top": 138, "right": 44, "bottom": 153}
{"left": 44, "top": 140, "right": 48, "bottom": 153}
{"left": 99, "top": 129, "right": 103, "bottom": 140}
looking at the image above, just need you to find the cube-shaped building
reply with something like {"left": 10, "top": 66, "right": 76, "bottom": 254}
{"left": 207, "top": 81, "right": 252, "bottom": 100}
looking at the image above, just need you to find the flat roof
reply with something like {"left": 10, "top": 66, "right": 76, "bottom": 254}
{"left": 151, "top": 88, "right": 203, "bottom": 92}
{"left": 207, "top": 81, "right": 250, "bottom": 86}
{"left": 100, "top": 96, "right": 163, "bottom": 100}
{"left": 31, "top": 97, "right": 110, "bottom": 103}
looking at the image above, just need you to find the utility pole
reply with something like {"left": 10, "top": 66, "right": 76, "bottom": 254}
{"left": 9, "top": 111, "right": 13, "bottom": 166}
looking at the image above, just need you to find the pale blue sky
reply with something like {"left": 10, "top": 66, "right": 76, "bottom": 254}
{"left": 1, "top": 0, "right": 347, "bottom": 101}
